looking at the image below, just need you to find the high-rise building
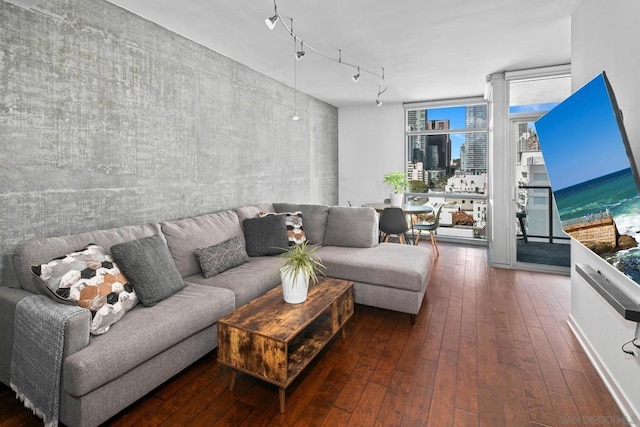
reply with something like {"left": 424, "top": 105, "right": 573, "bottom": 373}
{"left": 517, "top": 123, "right": 540, "bottom": 152}
{"left": 425, "top": 120, "right": 451, "bottom": 173}
{"left": 460, "top": 143, "right": 467, "bottom": 171}
{"left": 462, "top": 105, "right": 487, "bottom": 173}
{"left": 407, "top": 110, "right": 426, "bottom": 131}
{"left": 407, "top": 112, "right": 452, "bottom": 177}
{"left": 407, "top": 162, "right": 425, "bottom": 182}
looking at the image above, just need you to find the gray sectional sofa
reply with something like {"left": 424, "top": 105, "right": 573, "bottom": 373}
{"left": 0, "top": 202, "right": 435, "bottom": 427}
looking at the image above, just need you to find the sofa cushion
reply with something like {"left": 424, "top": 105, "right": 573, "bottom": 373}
{"left": 259, "top": 211, "right": 306, "bottom": 246}
{"left": 235, "top": 204, "right": 275, "bottom": 228}
{"left": 111, "top": 235, "right": 185, "bottom": 307}
{"left": 273, "top": 203, "right": 329, "bottom": 246}
{"left": 62, "top": 283, "right": 236, "bottom": 397}
{"left": 185, "top": 256, "right": 283, "bottom": 308}
{"left": 243, "top": 215, "right": 289, "bottom": 257}
{"left": 31, "top": 244, "right": 138, "bottom": 335}
{"left": 323, "top": 206, "right": 379, "bottom": 248}
{"left": 317, "top": 243, "right": 432, "bottom": 292}
{"left": 194, "top": 236, "right": 249, "bottom": 278}
{"left": 13, "top": 223, "right": 162, "bottom": 295}
{"left": 161, "top": 210, "right": 243, "bottom": 278}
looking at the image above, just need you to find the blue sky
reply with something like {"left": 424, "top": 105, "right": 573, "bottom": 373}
{"left": 535, "top": 73, "right": 630, "bottom": 191}
{"left": 510, "top": 103, "right": 559, "bottom": 114}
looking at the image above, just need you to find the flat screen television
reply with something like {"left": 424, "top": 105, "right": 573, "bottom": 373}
{"left": 536, "top": 71, "right": 640, "bottom": 284}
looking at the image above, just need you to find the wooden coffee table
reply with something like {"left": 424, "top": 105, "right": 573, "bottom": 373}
{"left": 217, "top": 277, "right": 354, "bottom": 413}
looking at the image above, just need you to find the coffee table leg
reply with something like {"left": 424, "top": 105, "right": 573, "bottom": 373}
{"left": 341, "top": 326, "right": 346, "bottom": 340}
{"left": 279, "top": 388, "right": 286, "bottom": 413}
{"left": 229, "top": 370, "right": 237, "bottom": 391}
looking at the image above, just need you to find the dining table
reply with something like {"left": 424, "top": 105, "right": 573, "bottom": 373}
{"left": 362, "top": 202, "right": 434, "bottom": 244}
{"left": 361, "top": 202, "right": 433, "bottom": 215}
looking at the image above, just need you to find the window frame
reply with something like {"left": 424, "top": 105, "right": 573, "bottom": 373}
{"left": 403, "top": 96, "right": 489, "bottom": 242}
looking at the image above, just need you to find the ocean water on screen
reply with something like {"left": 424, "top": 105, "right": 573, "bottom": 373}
{"left": 554, "top": 167, "right": 640, "bottom": 282}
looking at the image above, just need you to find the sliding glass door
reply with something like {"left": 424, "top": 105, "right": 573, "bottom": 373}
{"left": 507, "top": 70, "right": 571, "bottom": 270}
{"left": 512, "top": 116, "right": 570, "bottom": 267}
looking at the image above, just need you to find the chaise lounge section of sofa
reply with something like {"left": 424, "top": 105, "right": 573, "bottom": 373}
{"left": 0, "top": 202, "right": 435, "bottom": 426}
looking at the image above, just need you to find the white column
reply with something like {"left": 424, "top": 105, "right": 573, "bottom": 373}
{"left": 487, "top": 72, "right": 511, "bottom": 268}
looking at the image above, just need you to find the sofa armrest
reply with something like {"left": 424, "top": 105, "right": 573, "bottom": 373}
{"left": 63, "top": 304, "right": 91, "bottom": 358}
{"left": 0, "top": 287, "right": 91, "bottom": 386}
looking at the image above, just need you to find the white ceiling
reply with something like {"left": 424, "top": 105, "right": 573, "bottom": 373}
{"left": 107, "top": 0, "right": 582, "bottom": 107}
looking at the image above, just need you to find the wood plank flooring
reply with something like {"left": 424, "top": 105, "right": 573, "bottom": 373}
{"left": 0, "top": 243, "right": 629, "bottom": 426}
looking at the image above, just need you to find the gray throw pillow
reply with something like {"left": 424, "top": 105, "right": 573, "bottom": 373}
{"left": 194, "top": 236, "right": 249, "bottom": 278}
{"left": 243, "top": 215, "right": 289, "bottom": 257}
{"left": 111, "top": 235, "right": 185, "bottom": 307}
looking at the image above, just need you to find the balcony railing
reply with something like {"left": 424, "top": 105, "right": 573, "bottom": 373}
{"left": 517, "top": 185, "right": 569, "bottom": 244}
{"left": 406, "top": 191, "right": 487, "bottom": 241}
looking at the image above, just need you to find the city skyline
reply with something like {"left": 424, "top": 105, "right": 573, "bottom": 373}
{"left": 407, "top": 104, "right": 488, "bottom": 185}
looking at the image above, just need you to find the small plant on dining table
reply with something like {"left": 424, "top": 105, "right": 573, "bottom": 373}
{"left": 383, "top": 171, "right": 408, "bottom": 194}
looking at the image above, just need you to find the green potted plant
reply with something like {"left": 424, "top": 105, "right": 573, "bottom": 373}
{"left": 279, "top": 241, "right": 326, "bottom": 304}
{"left": 383, "top": 171, "right": 408, "bottom": 206}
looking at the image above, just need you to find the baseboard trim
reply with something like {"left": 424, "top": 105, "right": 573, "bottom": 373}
{"left": 567, "top": 315, "right": 640, "bottom": 426}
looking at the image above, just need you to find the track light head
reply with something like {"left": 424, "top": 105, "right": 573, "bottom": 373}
{"left": 375, "top": 84, "right": 385, "bottom": 106}
{"left": 352, "top": 67, "right": 360, "bottom": 82}
{"left": 296, "top": 40, "right": 305, "bottom": 60}
{"left": 265, "top": 14, "right": 279, "bottom": 29}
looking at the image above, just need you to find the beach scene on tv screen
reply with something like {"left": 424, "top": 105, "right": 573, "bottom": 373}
{"left": 536, "top": 73, "right": 640, "bottom": 282}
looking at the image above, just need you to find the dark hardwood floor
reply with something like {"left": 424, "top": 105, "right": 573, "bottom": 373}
{"left": 0, "top": 243, "right": 628, "bottom": 426}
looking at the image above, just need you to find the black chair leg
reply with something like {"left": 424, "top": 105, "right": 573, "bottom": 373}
{"left": 518, "top": 215, "right": 528, "bottom": 243}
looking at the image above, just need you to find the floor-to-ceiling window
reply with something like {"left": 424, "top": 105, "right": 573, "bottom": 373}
{"left": 404, "top": 97, "right": 488, "bottom": 242}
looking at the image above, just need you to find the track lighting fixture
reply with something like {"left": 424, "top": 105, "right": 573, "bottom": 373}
{"left": 376, "top": 83, "right": 385, "bottom": 106}
{"left": 265, "top": 0, "right": 388, "bottom": 106}
{"left": 265, "top": 1, "right": 279, "bottom": 31}
{"left": 296, "top": 40, "right": 305, "bottom": 60}
{"left": 265, "top": 14, "right": 278, "bottom": 30}
{"left": 352, "top": 67, "right": 360, "bottom": 83}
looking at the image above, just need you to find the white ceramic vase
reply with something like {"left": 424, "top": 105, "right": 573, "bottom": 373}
{"left": 281, "top": 270, "right": 310, "bottom": 304}
{"left": 390, "top": 192, "right": 404, "bottom": 207}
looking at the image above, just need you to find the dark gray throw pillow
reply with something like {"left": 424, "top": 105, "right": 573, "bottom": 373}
{"left": 243, "top": 215, "right": 289, "bottom": 257}
{"left": 194, "top": 236, "right": 249, "bottom": 278}
{"left": 111, "top": 235, "right": 185, "bottom": 307}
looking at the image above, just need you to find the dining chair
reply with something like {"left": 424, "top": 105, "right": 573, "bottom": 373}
{"left": 516, "top": 210, "right": 528, "bottom": 243}
{"left": 379, "top": 207, "right": 410, "bottom": 244}
{"left": 413, "top": 203, "right": 443, "bottom": 256}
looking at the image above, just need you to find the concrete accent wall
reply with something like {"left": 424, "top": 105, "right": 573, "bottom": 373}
{"left": 0, "top": 0, "right": 338, "bottom": 287}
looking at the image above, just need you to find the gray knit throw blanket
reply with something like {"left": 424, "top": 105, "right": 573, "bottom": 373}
{"left": 10, "top": 295, "right": 86, "bottom": 427}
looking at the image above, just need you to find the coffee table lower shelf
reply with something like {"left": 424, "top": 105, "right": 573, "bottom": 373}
{"left": 217, "top": 278, "right": 354, "bottom": 413}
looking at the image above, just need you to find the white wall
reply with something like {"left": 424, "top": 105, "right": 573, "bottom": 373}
{"left": 571, "top": 1, "right": 640, "bottom": 423}
{"left": 338, "top": 103, "right": 405, "bottom": 207}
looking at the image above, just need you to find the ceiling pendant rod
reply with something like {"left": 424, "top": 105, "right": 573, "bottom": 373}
{"left": 291, "top": 18, "right": 299, "bottom": 121}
